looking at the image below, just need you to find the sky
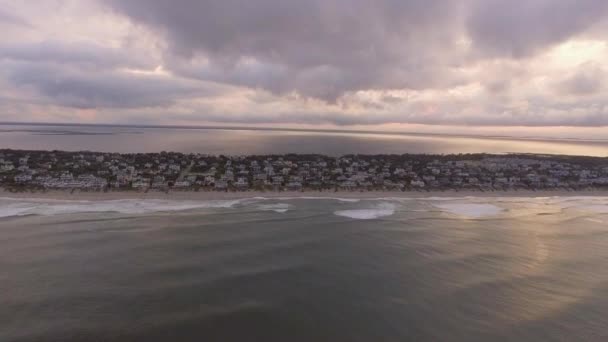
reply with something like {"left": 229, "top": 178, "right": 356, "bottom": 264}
{"left": 1, "top": 0, "right": 608, "bottom": 138}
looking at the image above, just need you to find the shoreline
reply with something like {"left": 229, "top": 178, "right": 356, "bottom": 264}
{"left": 2, "top": 188, "right": 608, "bottom": 201}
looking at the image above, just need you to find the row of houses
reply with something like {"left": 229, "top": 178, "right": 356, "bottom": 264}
{"left": 1, "top": 150, "right": 608, "bottom": 191}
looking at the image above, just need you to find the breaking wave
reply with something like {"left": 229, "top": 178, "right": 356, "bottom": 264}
{"left": 253, "top": 196, "right": 360, "bottom": 203}
{"left": 1, "top": 195, "right": 607, "bottom": 219}
{"left": 0, "top": 198, "right": 245, "bottom": 218}
{"left": 334, "top": 203, "right": 396, "bottom": 220}
{"left": 257, "top": 203, "right": 291, "bottom": 213}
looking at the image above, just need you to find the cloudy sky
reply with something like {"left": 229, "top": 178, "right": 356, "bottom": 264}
{"left": 1, "top": 0, "right": 608, "bottom": 136}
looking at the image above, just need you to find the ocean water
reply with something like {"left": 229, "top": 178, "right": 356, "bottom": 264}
{"left": 2, "top": 196, "right": 608, "bottom": 341}
{"left": 1, "top": 124, "right": 608, "bottom": 156}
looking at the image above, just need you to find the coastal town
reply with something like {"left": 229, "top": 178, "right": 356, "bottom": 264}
{"left": 1, "top": 149, "right": 608, "bottom": 193}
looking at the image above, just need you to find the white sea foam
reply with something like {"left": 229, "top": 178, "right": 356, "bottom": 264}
{"left": 434, "top": 203, "right": 503, "bottom": 218}
{"left": 0, "top": 205, "right": 37, "bottom": 218}
{"left": 259, "top": 196, "right": 360, "bottom": 203}
{"left": 257, "top": 203, "right": 291, "bottom": 213}
{"left": 334, "top": 203, "right": 396, "bottom": 220}
{"left": 334, "top": 198, "right": 361, "bottom": 203}
{"left": 0, "top": 198, "right": 244, "bottom": 217}
{"left": 2, "top": 195, "right": 607, "bottom": 219}
{"left": 276, "top": 196, "right": 361, "bottom": 202}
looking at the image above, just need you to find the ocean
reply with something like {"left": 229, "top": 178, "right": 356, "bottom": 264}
{"left": 1, "top": 124, "right": 608, "bottom": 156}
{"left": 2, "top": 195, "right": 608, "bottom": 341}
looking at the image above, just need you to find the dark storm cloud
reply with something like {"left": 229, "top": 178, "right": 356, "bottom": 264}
{"left": 105, "top": 0, "right": 454, "bottom": 62}
{"left": 4, "top": 61, "right": 216, "bottom": 109}
{"left": 467, "top": 0, "right": 608, "bottom": 58}
{"left": 103, "top": 0, "right": 467, "bottom": 101}
{"left": 103, "top": 0, "right": 608, "bottom": 102}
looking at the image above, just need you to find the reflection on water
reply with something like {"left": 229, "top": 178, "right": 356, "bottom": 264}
{"left": 1, "top": 124, "right": 607, "bottom": 156}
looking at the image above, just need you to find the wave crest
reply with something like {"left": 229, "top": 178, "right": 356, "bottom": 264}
{"left": 0, "top": 198, "right": 244, "bottom": 217}
{"left": 334, "top": 203, "right": 396, "bottom": 220}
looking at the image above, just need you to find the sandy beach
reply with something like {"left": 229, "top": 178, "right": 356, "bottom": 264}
{"left": 2, "top": 188, "right": 608, "bottom": 201}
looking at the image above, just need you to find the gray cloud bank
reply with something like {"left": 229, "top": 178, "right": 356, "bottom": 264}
{"left": 105, "top": 0, "right": 465, "bottom": 100}
{"left": 1, "top": 0, "right": 608, "bottom": 127}
{"left": 104, "top": 0, "right": 608, "bottom": 97}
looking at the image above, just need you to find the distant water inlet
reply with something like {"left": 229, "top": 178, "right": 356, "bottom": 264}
{"left": 1, "top": 124, "right": 607, "bottom": 156}
{"left": 1, "top": 196, "right": 608, "bottom": 341}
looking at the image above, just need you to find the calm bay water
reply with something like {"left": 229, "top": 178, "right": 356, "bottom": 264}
{"left": 2, "top": 196, "right": 608, "bottom": 341}
{"left": 1, "top": 124, "right": 607, "bottom": 156}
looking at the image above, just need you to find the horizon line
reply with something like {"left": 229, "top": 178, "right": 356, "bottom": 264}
{"left": 1, "top": 121, "right": 608, "bottom": 144}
